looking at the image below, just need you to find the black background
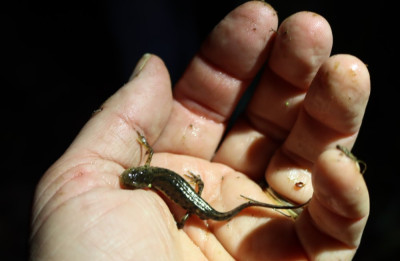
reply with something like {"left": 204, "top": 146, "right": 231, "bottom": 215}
{"left": 2, "top": 0, "right": 399, "bottom": 260}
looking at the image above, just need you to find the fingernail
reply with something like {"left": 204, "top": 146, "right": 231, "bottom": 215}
{"left": 130, "top": 53, "right": 151, "bottom": 80}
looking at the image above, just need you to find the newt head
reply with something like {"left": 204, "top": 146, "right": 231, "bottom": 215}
{"left": 120, "top": 166, "right": 150, "bottom": 189}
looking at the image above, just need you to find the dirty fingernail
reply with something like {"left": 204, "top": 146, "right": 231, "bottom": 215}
{"left": 130, "top": 53, "right": 151, "bottom": 80}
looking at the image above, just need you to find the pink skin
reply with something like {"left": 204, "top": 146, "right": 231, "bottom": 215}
{"left": 30, "top": 2, "right": 370, "bottom": 260}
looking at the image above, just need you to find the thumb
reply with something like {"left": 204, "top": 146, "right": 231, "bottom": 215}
{"left": 70, "top": 53, "right": 173, "bottom": 168}
{"left": 31, "top": 54, "right": 172, "bottom": 237}
{"left": 35, "top": 54, "right": 173, "bottom": 203}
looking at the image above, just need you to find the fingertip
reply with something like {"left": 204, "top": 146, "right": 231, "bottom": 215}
{"left": 200, "top": 0, "right": 278, "bottom": 79}
{"left": 265, "top": 149, "right": 314, "bottom": 203}
{"left": 304, "top": 147, "right": 369, "bottom": 248}
{"left": 312, "top": 148, "right": 370, "bottom": 219}
{"left": 269, "top": 11, "right": 333, "bottom": 89}
{"left": 305, "top": 54, "right": 371, "bottom": 134}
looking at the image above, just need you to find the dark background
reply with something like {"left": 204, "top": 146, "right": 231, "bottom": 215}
{"left": 2, "top": 0, "right": 398, "bottom": 260}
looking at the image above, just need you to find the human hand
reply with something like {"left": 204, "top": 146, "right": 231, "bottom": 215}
{"left": 30, "top": 1, "right": 370, "bottom": 260}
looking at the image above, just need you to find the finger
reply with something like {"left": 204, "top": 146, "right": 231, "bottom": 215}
{"left": 32, "top": 54, "right": 173, "bottom": 223}
{"left": 295, "top": 148, "right": 369, "bottom": 259}
{"left": 269, "top": 12, "right": 333, "bottom": 89}
{"left": 154, "top": 1, "right": 278, "bottom": 160}
{"left": 267, "top": 54, "right": 370, "bottom": 202}
{"left": 213, "top": 12, "right": 332, "bottom": 178}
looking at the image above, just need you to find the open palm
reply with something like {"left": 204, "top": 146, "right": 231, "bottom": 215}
{"left": 30, "top": 2, "right": 370, "bottom": 260}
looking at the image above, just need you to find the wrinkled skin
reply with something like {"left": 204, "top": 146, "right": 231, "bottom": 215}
{"left": 30, "top": 2, "right": 370, "bottom": 260}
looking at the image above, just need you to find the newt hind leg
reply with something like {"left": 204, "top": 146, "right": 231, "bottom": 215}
{"left": 178, "top": 172, "right": 204, "bottom": 229}
{"left": 177, "top": 212, "right": 191, "bottom": 229}
{"left": 185, "top": 171, "right": 204, "bottom": 196}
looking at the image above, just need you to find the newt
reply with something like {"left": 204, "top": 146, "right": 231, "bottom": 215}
{"left": 120, "top": 132, "right": 308, "bottom": 228}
